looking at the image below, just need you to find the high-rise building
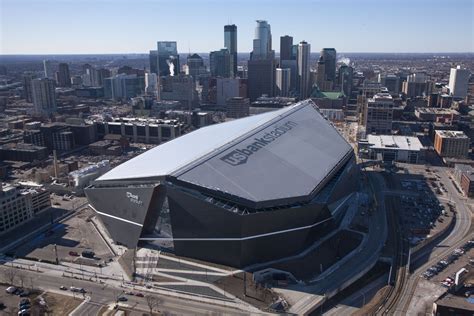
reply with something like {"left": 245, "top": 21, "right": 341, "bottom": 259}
{"left": 276, "top": 68, "right": 291, "bottom": 97}
{"left": 248, "top": 20, "right": 275, "bottom": 101}
{"left": 320, "top": 48, "right": 337, "bottom": 83}
{"left": 82, "top": 64, "right": 94, "bottom": 87}
{"left": 210, "top": 49, "right": 233, "bottom": 78}
{"left": 186, "top": 54, "right": 206, "bottom": 79}
{"left": 160, "top": 75, "right": 196, "bottom": 110}
{"left": 226, "top": 97, "right": 249, "bottom": 118}
{"left": 216, "top": 78, "right": 242, "bottom": 106}
{"left": 32, "top": 78, "right": 57, "bottom": 116}
{"left": 434, "top": 130, "right": 470, "bottom": 158}
{"left": 252, "top": 20, "right": 272, "bottom": 60}
{"left": 248, "top": 59, "right": 275, "bottom": 101}
{"left": 157, "top": 41, "right": 180, "bottom": 77}
{"left": 448, "top": 66, "right": 471, "bottom": 99}
{"left": 338, "top": 65, "right": 354, "bottom": 97}
{"left": 297, "top": 41, "right": 311, "bottom": 98}
{"left": 316, "top": 56, "right": 332, "bottom": 91}
{"left": 280, "top": 35, "right": 293, "bottom": 61}
{"left": 224, "top": 24, "right": 237, "bottom": 76}
{"left": 378, "top": 74, "right": 399, "bottom": 95}
{"left": 94, "top": 68, "right": 111, "bottom": 87}
{"left": 281, "top": 59, "right": 297, "bottom": 92}
{"left": 43, "top": 60, "right": 53, "bottom": 79}
{"left": 402, "top": 72, "right": 431, "bottom": 98}
{"left": 149, "top": 50, "right": 158, "bottom": 74}
{"left": 22, "top": 73, "right": 36, "bottom": 103}
{"left": 56, "top": 63, "right": 71, "bottom": 87}
{"left": 145, "top": 73, "right": 159, "bottom": 96}
{"left": 363, "top": 92, "right": 394, "bottom": 135}
{"left": 103, "top": 74, "right": 145, "bottom": 100}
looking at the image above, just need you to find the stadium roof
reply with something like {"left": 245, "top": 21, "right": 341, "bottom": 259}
{"left": 97, "top": 100, "right": 353, "bottom": 208}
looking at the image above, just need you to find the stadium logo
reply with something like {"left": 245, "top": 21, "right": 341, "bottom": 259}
{"left": 126, "top": 192, "right": 143, "bottom": 206}
{"left": 220, "top": 121, "right": 298, "bottom": 166}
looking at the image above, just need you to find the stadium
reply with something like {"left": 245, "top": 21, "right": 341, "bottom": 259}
{"left": 85, "top": 100, "right": 359, "bottom": 267}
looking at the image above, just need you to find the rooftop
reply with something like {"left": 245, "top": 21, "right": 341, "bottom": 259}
{"left": 416, "top": 108, "right": 459, "bottom": 115}
{"left": 435, "top": 130, "right": 469, "bottom": 139}
{"left": 365, "top": 135, "right": 424, "bottom": 151}
{"left": 370, "top": 92, "right": 393, "bottom": 102}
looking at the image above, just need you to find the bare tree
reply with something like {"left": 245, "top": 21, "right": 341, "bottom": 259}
{"left": 17, "top": 270, "right": 26, "bottom": 288}
{"left": 1, "top": 267, "right": 17, "bottom": 285}
{"left": 29, "top": 276, "right": 35, "bottom": 291}
{"left": 146, "top": 295, "right": 161, "bottom": 315}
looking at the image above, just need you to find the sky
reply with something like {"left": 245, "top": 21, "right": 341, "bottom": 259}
{"left": 1, "top": 0, "right": 473, "bottom": 54}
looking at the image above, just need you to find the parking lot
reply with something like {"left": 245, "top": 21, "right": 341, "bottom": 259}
{"left": 0, "top": 284, "right": 81, "bottom": 315}
{"left": 0, "top": 285, "right": 42, "bottom": 315}
{"left": 13, "top": 207, "right": 114, "bottom": 266}
{"left": 422, "top": 239, "right": 474, "bottom": 284}
{"left": 398, "top": 178, "right": 453, "bottom": 247}
{"left": 384, "top": 168, "right": 455, "bottom": 250}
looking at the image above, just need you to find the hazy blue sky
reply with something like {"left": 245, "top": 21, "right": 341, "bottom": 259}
{"left": 1, "top": 0, "right": 473, "bottom": 54}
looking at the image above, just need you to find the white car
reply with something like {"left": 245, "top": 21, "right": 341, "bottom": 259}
{"left": 6, "top": 286, "right": 17, "bottom": 294}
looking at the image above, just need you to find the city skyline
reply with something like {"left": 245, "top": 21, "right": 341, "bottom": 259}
{"left": 1, "top": 0, "right": 473, "bottom": 55}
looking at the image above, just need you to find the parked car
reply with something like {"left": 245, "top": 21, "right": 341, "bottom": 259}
{"left": 59, "top": 286, "right": 67, "bottom": 290}
{"left": 19, "top": 290, "right": 30, "bottom": 297}
{"left": 6, "top": 286, "right": 17, "bottom": 294}
{"left": 69, "top": 251, "right": 79, "bottom": 257}
{"left": 81, "top": 250, "right": 95, "bottom": 259}
{"left": 135, "top": 293, "right": 144, "bottom": 297}
{"left": 117, "top": 296, "right": 127, "bottom": 302}
{"left": 14, "top": 288, "right": 24, "bottom": 296}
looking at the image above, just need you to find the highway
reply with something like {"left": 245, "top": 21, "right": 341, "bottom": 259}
{"left": 0, "top": 265, "right": 247, "bottom": 315}
{"left": 394, "top": 166, "right": 472, "bottom": 315}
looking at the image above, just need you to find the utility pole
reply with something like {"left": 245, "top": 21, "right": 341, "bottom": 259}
{"left": 244, "top": 272, "right": 247, "bottom": 296}
{"left": 54, "top": 244, "right": 59, "bottom": 265}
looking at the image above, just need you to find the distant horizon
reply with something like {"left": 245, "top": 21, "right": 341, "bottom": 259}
{"left": 1, "top": 51, "right": 473, "bottom": 56}
{"left": 1, "top": 0, "right": 473, "bottom": 54}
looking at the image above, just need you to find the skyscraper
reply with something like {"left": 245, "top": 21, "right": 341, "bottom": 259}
{"left": 22, "top": 73, "right": 36, "bottom": 103}
{"left": 149, "top": 50, "right": 158, "bottom": 74}
{"left": 321, "top": 48, "right": 337, "bottom": 83}
{"left": 338, "top": 65, "right": 354, "bottom": 97}
{"left": 297, "top": 41, "right": 311, "bottom": 98}
{"left": 448, "top": 65, "right": 471, "bottom": 99}
{"left": 252, "top": 20, "right": 272, "bottom": 60}
{"left": 145, "top": 72, "right": 159, "bottom": 96}
{"left": 157, "top": 41, "right": 180, "bottom": 77}
{"left": 276, "top": 68, "right": 291, "bottom": 97}
{"left": 316, "top": 56, "right": 332, "bottom": 91}
{"left": 43, "top": 60, "right": 53, "bottom": 79}
{"left": 56, "top": 63, "right": 71, "bottom": 87}
{"left": 103, "top": 74, "right": 145, "bottom": 100}
{"left": 210, "top": 49, "right": 233, "bottom": 78}
{"left": 224, "top": 24, "right": 237, "bottom": 77}
{"left": 186, "top": 54, "right": 206, "bottom": 79}
{"left": 248, "top": 20, "right": 275, "bottom": 101}
{"left": 32, "top": 78, "right": 57, "bottom": 115}
{"left": 280, "top": 35, "right": 293, "bottom": 61}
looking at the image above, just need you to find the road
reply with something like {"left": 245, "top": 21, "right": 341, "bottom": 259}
{"left": 394, "top": 166, "right": 472, "bottom": 315}
{"left": 0, "top": 265, "right": 247, "bottom": 315}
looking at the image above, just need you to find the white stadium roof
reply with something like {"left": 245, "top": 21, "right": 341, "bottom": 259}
{"left": 97, "top": 100, "right": 353, "bottom": 208}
